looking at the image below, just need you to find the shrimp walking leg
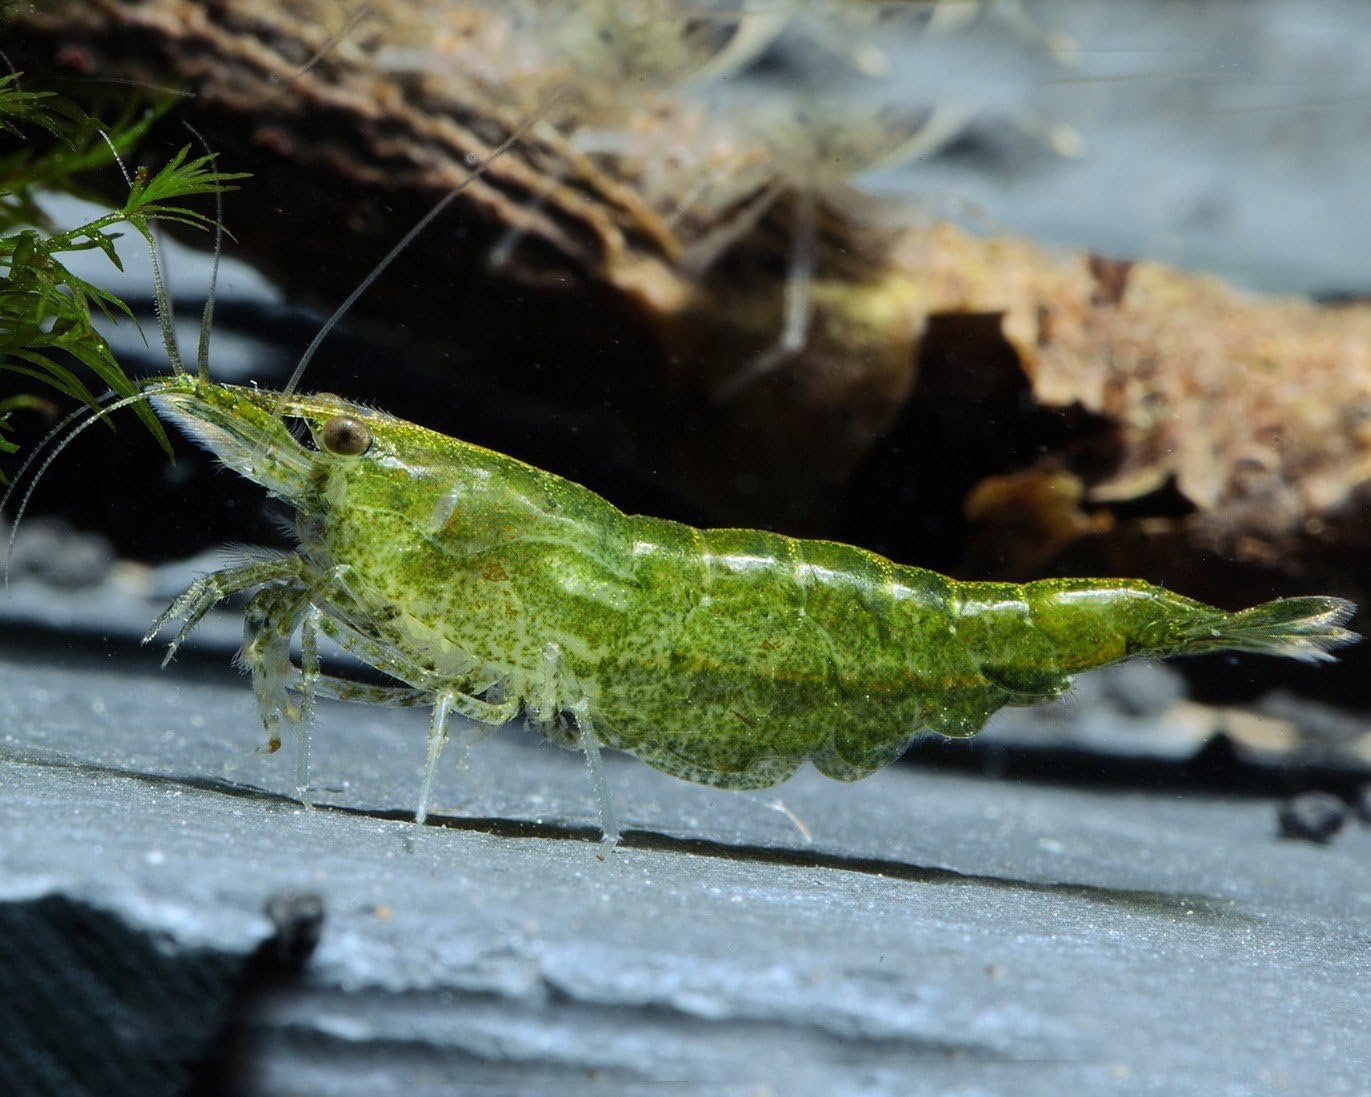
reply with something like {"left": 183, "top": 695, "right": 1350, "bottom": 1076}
{"left": 415, "top": 692, "right": 452, "bottom": 829}
{"left": 574, "top": 701, "right": 619, "bottom": 852}
{"left": 414, "top": 690, "right": 521, "bottom": 827}
{"left": 541, "top": 643, "right": 619, "bottom": 849}
{"left": 144, "top": 555, "right": 306, "bottom": 664}
{"left": 299, "top": 604, "right": 320, "bottom": 716}
{"left": 316, "top": 612, "right": 496, "bottom": 697}
{"left": 283, "top": 659, "right": 466, "bottom": 810}
{"left": 281, "top": 666, "right": 430, "bottom": 708}
{"left": 311, "top": 609, "right": 520, "bottom": 822}
{"left": 271, "top": 594, "right": 516, "bottom": 818}
{"left": 263, "top": 608, "right": 513, "bottom": 820}
{"left": 240, "top": 582, "right": 317, "bottom": 802}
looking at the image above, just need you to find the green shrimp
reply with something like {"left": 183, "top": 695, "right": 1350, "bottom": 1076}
{"left": 17, "top": 125, "right": 1345, "bottom": 852}
{"left": 142, "top": 373, "right": 1359, "bottom": 847}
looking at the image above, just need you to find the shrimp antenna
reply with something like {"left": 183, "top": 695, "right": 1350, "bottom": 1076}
{"left": 3, "top": 387, "right": 168, "bottom": 589}
{"left": 58, "top": 75, "right": 197, "bottom": 99}
{"left": 0, "top": 398, "right": 110, "bottom": 589}
{"left": 182, "top": 121, "right": 223, "bottom": 381}
{"left": 274, "top": 92, "right": 561, "bottom": 408}
{"left": 100, "top": 128, "right": 188, "bottom": 376}
{"left": 145, "top": 227, "right": 186, "bottom": 375}
{"left": 97, "top": 126, "right": 133, "bottom": 187}
{"left": 293, "top": 0, "right": 374, "bottom": 79}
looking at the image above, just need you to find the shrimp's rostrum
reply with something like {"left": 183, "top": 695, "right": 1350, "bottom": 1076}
{"left": 144, "top": 375, "right": 1358, "bottom": 846}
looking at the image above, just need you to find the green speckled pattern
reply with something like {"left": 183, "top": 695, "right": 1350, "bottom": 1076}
{"left": 151, "top": 378, "right": 1360, "bottom": 790}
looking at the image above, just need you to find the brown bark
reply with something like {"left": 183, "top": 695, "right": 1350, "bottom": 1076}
{"left": 7, "top": 0, "right": 1370, "bottom": 636}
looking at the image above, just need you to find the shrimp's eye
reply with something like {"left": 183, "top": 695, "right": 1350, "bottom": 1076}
{"left": 318, "top": 415, "right": 371, "bottom": 456}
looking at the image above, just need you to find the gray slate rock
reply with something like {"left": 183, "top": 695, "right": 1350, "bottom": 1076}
{"left": 1, "top": 649, "right": 1368, "bottom": 1096}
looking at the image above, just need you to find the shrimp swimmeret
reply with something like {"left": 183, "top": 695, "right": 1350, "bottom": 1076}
{"left": 135, "top": 372, "right": 1359, "bottom": 848}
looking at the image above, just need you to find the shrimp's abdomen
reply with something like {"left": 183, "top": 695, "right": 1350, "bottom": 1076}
{"left": 595, "top": 519, "right": 985, "bottom": 787}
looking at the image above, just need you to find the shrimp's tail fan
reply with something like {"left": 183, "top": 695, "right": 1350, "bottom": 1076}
{"left": 1184, "top": 596, "right": 1360, "bottom": 664}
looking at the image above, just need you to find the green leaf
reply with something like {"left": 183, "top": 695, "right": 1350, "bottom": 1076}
{"left": 123, "top": 145, "right": 248, "bottom": 219}
{"left": 0, "top": 73, "right": 69, "bottom": 140}
{"left": 1, "top": 76, "right": 246, "bottom": 471}
{"left": 4, "top": 353, "right": 104, "bottom": 407}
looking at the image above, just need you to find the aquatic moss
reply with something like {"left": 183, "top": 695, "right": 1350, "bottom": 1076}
{"left": 0, "top": 71, "right": 243, "bottom": 472}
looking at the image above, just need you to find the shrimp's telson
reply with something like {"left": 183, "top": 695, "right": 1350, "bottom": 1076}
{"left": 146, "top": 374, "right": 1359, "bottom": 845}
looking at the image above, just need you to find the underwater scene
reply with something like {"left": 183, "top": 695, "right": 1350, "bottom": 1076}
{"left": 1, "top": 2, "right": 1368, "bottom": 1094}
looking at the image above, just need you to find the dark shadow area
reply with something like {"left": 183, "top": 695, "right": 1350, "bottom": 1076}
{"left": 0, "top": 748, "right": 1240, "bottom": 924}
{"left": 0, "top": 887, "right": 325, "bottom": 1097}
{"left": 907, "top": 731, "right": 1369, "bottom": 800}
{"left": 185, "top": 892, "right": 325, "bottom": 1097}
{"left": 0, "top": 895, "right": 242, "bottom": 1097}
{"left": 840, "top": 311, "right": 1117, "bottom": 573}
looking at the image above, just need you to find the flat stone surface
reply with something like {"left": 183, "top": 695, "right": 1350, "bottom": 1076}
{"left": 1, "top": 644, "right": 1368, "bottom": 1096}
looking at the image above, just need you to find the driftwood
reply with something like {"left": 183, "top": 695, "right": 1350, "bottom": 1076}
{"left": 7, "top": 1, "right": 1370, "bottom": 661}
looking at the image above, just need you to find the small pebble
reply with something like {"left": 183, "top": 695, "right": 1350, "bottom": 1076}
{"left": 1102, "top": 661, "right": 1185, "bottom": 718}
{"left": 1277, "top": 792, "right": 1347, "bottom": 844}
{"left": 264, "top": 891, "right": 326, "bottom": 968}
{"left": 1355, "top": 785, "right": 1371, "bottom": 826}
{"left": 10, "top": 516, "right": 115, "bottom": 588}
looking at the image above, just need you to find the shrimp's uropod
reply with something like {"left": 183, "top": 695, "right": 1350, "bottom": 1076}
{"left": 143, "top": 374, "right": 1360, "bottom": 847}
